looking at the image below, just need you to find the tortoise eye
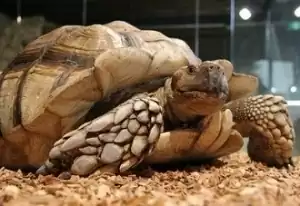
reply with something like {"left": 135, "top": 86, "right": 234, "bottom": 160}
{"left": 187, "top": 65, "right": 196, "bottom": 74}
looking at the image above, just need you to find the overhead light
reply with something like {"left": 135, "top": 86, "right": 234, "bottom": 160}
{"left": 16, "top": 0, "right": 22, "bottom": 24}
{"left": 271, "top": 87, "right": 277, "bottom": 93}
{"left": 294, "top": 6, "right": 300, "bottom": 18}
{"left": 16, "top": 16, "right": 22, "bottom": 24}
{"left": 290, "top": 86, "right": 297, "bottom": 93}
{"left": 239, "top": 8, "right": 252, "bottom": 20}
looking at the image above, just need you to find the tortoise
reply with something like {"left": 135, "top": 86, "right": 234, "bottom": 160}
{"left": 0, "top": 21, "right": 295, "bottom": 176}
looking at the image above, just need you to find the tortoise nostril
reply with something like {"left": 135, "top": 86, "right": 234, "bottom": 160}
{"left": 201, "top": 62, "right": 222, "bottom": 74}
{"left": 209, "top": 65, "right": 220, "bottom": 72}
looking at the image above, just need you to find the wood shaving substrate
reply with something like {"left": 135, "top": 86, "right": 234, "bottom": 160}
{"left": 1, "top": 152, "right": 300, "bottom": 206}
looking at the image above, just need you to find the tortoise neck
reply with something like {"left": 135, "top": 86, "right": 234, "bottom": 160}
{"left": 153, "top": 78, "right": 198, "bottom": 125}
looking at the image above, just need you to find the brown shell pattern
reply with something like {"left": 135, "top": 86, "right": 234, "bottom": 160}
{"left": 0, "top": 21, "right": 199, "bottom": 137}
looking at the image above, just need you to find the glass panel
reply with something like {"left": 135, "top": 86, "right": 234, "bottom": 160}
{"left": 231, "top": 0, "right": 300, "bottom": 155}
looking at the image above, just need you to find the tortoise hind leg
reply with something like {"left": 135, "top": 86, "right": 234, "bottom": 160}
{"left": 36, "top": 95, "right": 164, "bottom": 176}
{"left": 224, "top": 94, "right": 295, "bottom": 167}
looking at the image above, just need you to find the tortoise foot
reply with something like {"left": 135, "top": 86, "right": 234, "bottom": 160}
{"left": 226, "top": 94, "right": 295, "bottom": 167}
{"left": 36, "top": 96, "right": 164, "bottom": 176}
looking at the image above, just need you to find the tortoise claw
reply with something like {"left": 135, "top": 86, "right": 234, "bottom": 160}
{"left": 287, "top": 157, "right": 295, "bottom": 167}
{"left": 276, "top": 157, "right": 294, "bottom": 169}
{"left": 36, "top": 165, "right": 48, "bottom": 175}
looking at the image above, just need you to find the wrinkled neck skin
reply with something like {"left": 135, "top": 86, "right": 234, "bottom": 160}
{"left": 152, "top": 78, "right": 202, "bottom": 127}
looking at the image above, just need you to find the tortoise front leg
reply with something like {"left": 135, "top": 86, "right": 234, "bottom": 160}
{"left": 144, "top": 110, "right": 244, "bottom": 165}
{"left": 36, "top": 95, "right": 163, "bottom": 176}
{"left": 224, "top": 94, "right": 295, "bottom": 167}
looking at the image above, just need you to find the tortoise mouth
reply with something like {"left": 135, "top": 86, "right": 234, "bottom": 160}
{"left": 175, "top": 89, "right": 228, "bottom": 102}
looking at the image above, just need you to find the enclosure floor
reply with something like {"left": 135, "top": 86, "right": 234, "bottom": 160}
{"left": 1, "top": 151, "right": 300, "bottom": 206}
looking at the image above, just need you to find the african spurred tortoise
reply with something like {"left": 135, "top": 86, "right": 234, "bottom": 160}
{"left": 0, "top": 21, "right": 295, "bottom": 176}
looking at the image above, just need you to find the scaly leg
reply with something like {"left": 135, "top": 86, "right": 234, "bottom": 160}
{"left": 36, "top": 95, "right": 164, "bottom": 176}
{"left": 144, "top": 109, "right": 244, "bottom": 164}
{"left": 224, "top": 94, "right": 295, "bottom": 167}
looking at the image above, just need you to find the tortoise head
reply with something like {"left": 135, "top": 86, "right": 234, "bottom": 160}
{"left": 169, "top": 60, "right": 230, "bottom": 118}
{"left": 212, "top": 59, "right": 259, "bottom": 101}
